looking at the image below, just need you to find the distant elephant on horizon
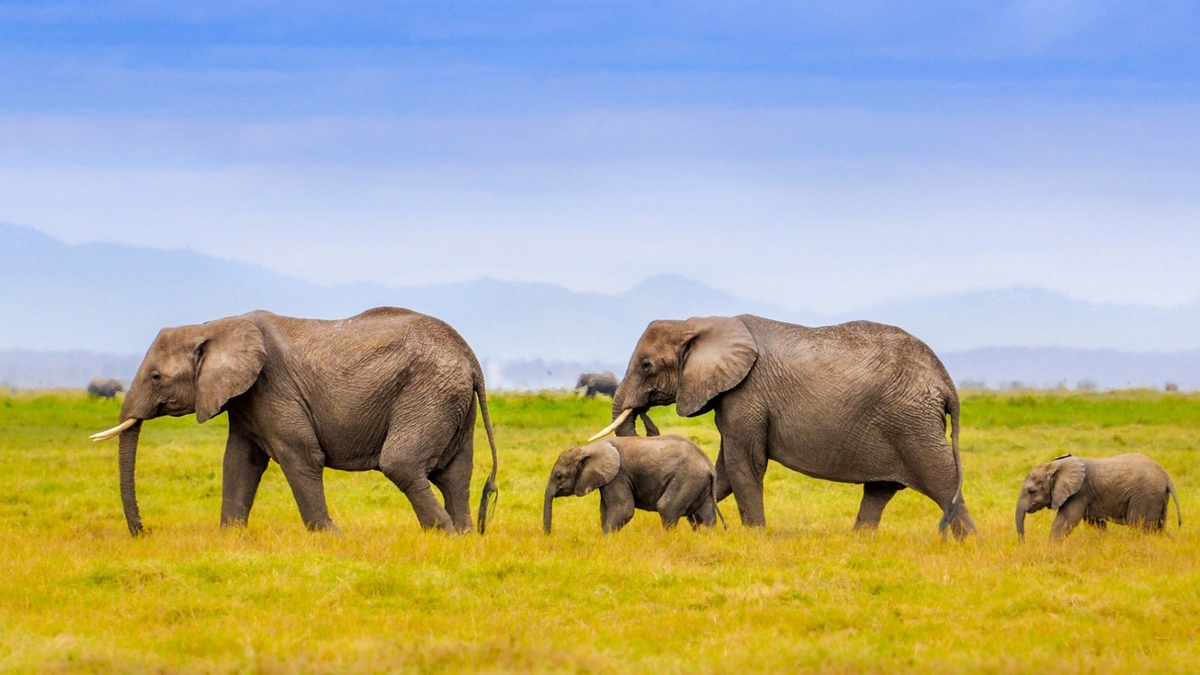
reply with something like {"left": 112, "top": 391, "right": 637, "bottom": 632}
{"left": 590, "top": 315, "right": 976, "bottom": 539}
{"left": 89, "top": 307, "right": 498, "bottom": 536}
{"left": 87, "top": 377, "right": 124, "bottom": 399}
{"left": 1016, "top": 453, "right": 1181, "bottom": 541}
{"left": 576, "top": 371, "right": 619, "bottom": 398}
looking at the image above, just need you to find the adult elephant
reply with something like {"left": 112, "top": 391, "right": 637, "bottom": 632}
{"left": 575, "top": 371, "right": 619, "bottom": 398}
{"left": 590, "top": 315, "right": 975, "bottom": 539}
{"left": 87, "top": 377, "right": 124, "bottom": 399}
{"left": 90, "top": 307, "right": 498, "bottom": 536}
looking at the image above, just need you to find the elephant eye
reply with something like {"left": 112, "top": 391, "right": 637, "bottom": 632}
{"left": 641, "top": 359, "right": 652, "bottom": 374}
{"left": 150, "top": 371, "right": 162, "bottom": 382}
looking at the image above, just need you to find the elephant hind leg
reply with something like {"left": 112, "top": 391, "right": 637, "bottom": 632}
{"left": 686, "top": 492, "right": 718, "bottom": 530}
{"left": 379, "top": 409, "right": 465, "bottom": 533}
{"left": 1127, "top": 492, "right": 1170, "bottom": 531}
{"left": 894, "top": 432, "right": 978, "bottom": 540}
{"left": 655, "top": 479, "right": 694, "bottom": 531}
{"left": 428, "top": 416, "right": 476, "bottom": 533}
{"left": 854, "top": 481, "right": 905, "bottom": 531}
{"left": 944, "top": 502, "right": 977, "bottom": 541}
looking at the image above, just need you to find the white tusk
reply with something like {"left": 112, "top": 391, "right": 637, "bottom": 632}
{"left": 587, "top": 408, "right": 633, "bottom": 442}
{"left": 89, "top": 418, "right": 137, "bottom": 442}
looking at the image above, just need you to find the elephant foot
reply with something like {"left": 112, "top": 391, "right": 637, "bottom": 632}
{"left": 852, "top": 519, "right": 881, "bottom": 532}
{"left": 306, "top": 519, "right": 341, "bottom": 534}
{"left": 941, "top": 505, "right": 977, "bottom": 541}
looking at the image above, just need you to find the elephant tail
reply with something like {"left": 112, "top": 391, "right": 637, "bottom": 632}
{"left": 711, "top": 472, "right": 728, "bottom": 530}
{"left": 475, "top": 374, "right": 499, "bottom": 535}
{"left": 1169, "top": 480, "right": 1182, "bottom": 529}
{"left": 938, "top": 391, "right": 965, "bottom": 536}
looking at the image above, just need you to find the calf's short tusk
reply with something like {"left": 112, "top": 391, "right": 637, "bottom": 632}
{"left": 89, "top": 418, "right": 137, "bottom": 442}
{"left": 587, "top": 408, "right": 632, "bottom": 442}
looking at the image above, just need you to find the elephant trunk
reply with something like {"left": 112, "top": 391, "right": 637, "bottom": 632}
{"left": 119, "top": 420, "right": 145, "bottom": 536}
{"left": 638, "top": 411, "right": 660, "bottom": 436}
{"left": 543, "top": 489, "right": 556, "bottom": 535}
{"left": 1015, "top": 501, "right": 1027, "bottom": 541}
{"left": 611, "top": 389, "right": 639, "bottom": 437}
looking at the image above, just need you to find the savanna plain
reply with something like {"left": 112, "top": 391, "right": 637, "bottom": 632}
{"left": 1, "top": 389, "right": 1198, "bottom": 673}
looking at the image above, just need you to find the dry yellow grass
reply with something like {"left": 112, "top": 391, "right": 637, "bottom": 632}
{"left": 1, "top": 390, "right": 1198, "bottom": 672}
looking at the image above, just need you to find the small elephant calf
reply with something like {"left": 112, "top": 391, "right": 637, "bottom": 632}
{"left": 1016, "top": 453, "right": 1181, "bottom": 541}
{"left": 543, "top": 435, "right": 723, "bottom": 534}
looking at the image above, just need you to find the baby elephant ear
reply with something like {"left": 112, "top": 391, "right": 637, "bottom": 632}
{"left": 575, "top": 441, "right": 621, "bottom": 496}
{"left": 1051, "top": 457, "right": 1087, "bottom": 509}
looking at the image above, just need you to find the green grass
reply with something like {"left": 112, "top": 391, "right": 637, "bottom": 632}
{"left": 2, "top": 389, "right": 1199, "bottom": 672}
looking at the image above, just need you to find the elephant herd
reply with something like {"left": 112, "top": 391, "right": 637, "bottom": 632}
{"left": 89, "top": 307, "right": 1182, "bottom": 542}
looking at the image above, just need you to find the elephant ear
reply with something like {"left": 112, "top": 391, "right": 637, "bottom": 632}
{"left": 575, "top": 441, "right": 621, "bottom": 496}
{"left": 1051, "top": 457, "right": 1087, "bottom": 509}
{"left": 676, "top": 316, "right": 759, "bottom": 417}
{"left": 195, "top": 318, "right": 267, "bottom": 423}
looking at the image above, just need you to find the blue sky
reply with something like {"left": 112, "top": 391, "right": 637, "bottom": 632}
{"left": 2, "top": 1, "right": 1199, "bottom": 312}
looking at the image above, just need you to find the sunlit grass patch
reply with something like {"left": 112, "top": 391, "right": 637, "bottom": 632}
{"left": 1, "top": 389, "right": 1198, "bottom": 672}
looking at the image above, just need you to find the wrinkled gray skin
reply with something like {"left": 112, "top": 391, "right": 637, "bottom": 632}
{"left": 1016, "top": 453, "right": 1181, "bottom": 541}
{"left": 106, "top": 307, "right": 498, "bottom": 536}
{"left": 610, "top": 315, "right": 975, "bottom": 539}
{"left": 87, "top": 377, "right": 124, "bottom": 399}
{"left": 575, "top": 371, "right": 619, "bottom": 398}
{"left": 543, "top": 435, "right": 720, "bottom": 534}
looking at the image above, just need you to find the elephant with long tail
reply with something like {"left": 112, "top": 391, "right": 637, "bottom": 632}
{"left": 590, "top": 315, "right": 975, "bottom": 539}
{"left": 90, "top": 307, "right": 499, "bottom": 536}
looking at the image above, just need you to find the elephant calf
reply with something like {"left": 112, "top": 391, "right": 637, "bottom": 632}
{"left": 1016, "top": 453, "right": 1181, "bottom": 541}
{"left": 543, "top": 435, "right": 722, "bottom": 534}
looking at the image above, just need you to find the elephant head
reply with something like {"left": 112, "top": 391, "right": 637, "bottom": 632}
{"left": 543, "top": 441, "right": 621, "bottom": 534}
{"left": 89, "top": 317, "right": 267, "bottom": 535}
{"left": 1015, "top": 455, "right": 1086, "bottom": 540}
{"left": 590, "top": 316, "right": 758, "bottom": 441}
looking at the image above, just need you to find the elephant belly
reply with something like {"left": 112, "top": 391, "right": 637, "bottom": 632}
{"left": 313, "top": 419, "right": 390, "bottom": 471}
{"left": 765, "top": 421, "right": 907, "bottom": 485}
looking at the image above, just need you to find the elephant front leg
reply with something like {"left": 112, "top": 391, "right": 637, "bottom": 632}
{"left": 599, "top": 487, "right": 635, "bottom": 534}
{"left": 279, "top": 461, "right": 338, "bottom": 532}
{"left": 853, "top": 482, "right": 904, "bottom": 531}
{"left": 1050, "top": 498, "right": 1086, "bottom": 541}
{"left": 220, "top": 432, "right": 270, "bottom": 527}
{"left": 719, "top": 426, "right": 769, "bottom": 527}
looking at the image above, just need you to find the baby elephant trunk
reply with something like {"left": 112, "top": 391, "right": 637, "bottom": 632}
{"left": 1015, "top": 501, "right": 1028, "bottom": 541}
{"left": 543, "top": 488, "right": 556, "bottom": 535}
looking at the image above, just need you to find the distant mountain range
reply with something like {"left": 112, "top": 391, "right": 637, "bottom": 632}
{"left": 3, "top": 222, "right": 1199, "bottom": 390}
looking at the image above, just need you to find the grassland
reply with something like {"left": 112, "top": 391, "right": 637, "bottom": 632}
{"left": 1, "top": 389, "right": 1198, "bottom": 673}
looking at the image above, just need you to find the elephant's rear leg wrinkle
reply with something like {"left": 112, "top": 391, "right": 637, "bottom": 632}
{"left": 378, "top": 412, "right": 462, "bottom": 532}
{"left": 854, "top": 481, "right": 904, "bottom": 530}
